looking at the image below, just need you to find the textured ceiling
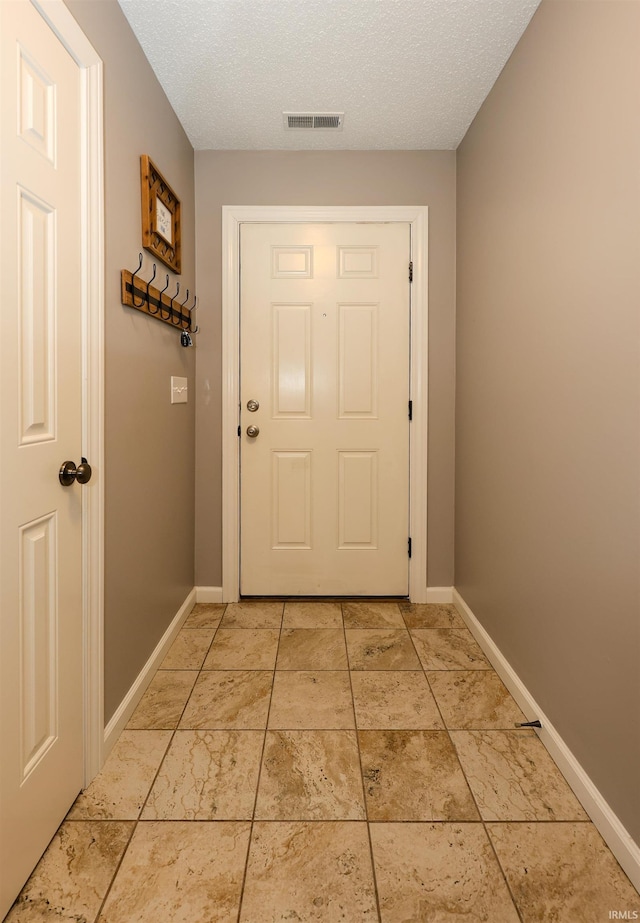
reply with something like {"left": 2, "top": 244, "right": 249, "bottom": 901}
{"left": 117, "top": 0, "right": 541, "bottom": 151}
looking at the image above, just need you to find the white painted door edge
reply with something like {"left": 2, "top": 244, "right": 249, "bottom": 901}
{"left": 222, "top": 205, "right": 428, "bottom": 604}
{"left": 32, "top": 0, "right": 105, "bottom": 786}
{"left": 453, "top": 588, "right": 640, "bottom": 892}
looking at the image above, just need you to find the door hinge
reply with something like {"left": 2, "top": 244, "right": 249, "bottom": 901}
{"left": 408, "top": 537, "right": 412, "bottom": 558}
{"left": 408, "top": 400, "right": 413, "bottom": 421}
{"left": 409, "top": 261, "right": 413, "bottom": 283}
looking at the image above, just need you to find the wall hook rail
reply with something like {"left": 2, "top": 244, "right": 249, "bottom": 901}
{"left": 120, "top": 258, "right": 198, "bottom": 344}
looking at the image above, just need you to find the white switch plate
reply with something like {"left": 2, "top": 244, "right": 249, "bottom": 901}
{"left": 171, "top": 376, "right": 188, "bottom": 404}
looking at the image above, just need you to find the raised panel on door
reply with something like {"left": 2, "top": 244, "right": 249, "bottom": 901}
{"left": 19, "top": 188, "right": 56, "bottom": 445}
{"left": 271, "top": 451, "right": 312, "bottom": 548}
{"left": 272, "top": 304, "right": 311, "bottom": 417}
{"left": 19, "top": 513, "right": 58, "bottom": 778}
{"left": 338, "top": 303, "right": 378, "bottom": 418}
{"left": 338, "top": 451, "right": 378, "bottom": 549}
{"left": 18, "top": 45, "right": 55, "bottom": 163}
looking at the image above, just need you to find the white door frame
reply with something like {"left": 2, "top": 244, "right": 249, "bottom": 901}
{"left": 222, "top": 205, "right": 428, "bottom": 603}
{"left": 30, "top": 0, "right": 105, "bottom": 784}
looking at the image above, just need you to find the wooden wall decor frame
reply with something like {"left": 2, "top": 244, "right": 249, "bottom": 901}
{"left": 141, "top": 154, "right": 181, "bottom": 273}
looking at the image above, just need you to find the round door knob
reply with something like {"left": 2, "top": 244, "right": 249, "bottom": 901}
{"left": 59, "top": 457, "right": 92, "bottom": 487}
{"left": 246, "top": 425, "right": 260, "bottom": 438}
{"left": 76, "top": 458, "right": 93, "bottom": 484}
{"left": 247, "top": 399, "right": 259, "bottom": 412}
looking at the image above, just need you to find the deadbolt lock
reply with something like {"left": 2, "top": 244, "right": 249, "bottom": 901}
{"left": 247, "top": 399, "right": 259, "bottom": 412}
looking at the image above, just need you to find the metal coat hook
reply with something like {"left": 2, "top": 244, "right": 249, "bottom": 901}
{"left": 130, "top": 253, "right": 145, "bottom": 307}
{"left": 173, "top": 288, "right": 189, "bottom": 326}
{"left": 165, "top": 281, "right": 179, "bottom": 322}
{"left": 152, "top": 273, "right": 169, "bottom": 316}
{"left": 189, "top": 295, "right": 198, "bottom": 333}
{"left": 145, "top": 263, "right": 157, "bottom": 311}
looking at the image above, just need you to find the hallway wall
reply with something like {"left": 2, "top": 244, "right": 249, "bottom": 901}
{"left": 65, "top": 0, "right": 196, "bottom": 724}
{"left": 194, "top": 150, "right": 456, "bottom": 591}
{"left": 456, "top": 0, "right": 640, "bottom": 842}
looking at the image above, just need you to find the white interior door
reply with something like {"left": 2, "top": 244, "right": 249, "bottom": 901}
{"left": 0, "top": 1, "right": 86, "bottom": 914}
{"left": 240, "top": 222, "right": 410, "bottom": 595}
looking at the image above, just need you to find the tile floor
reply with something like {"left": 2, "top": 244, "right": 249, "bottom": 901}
{"left": 6, "top": 601, "right": 639, "bottom": 923}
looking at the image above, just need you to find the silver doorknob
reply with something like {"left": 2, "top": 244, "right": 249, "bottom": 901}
{"left": 59, "top": 457, "right": 93, "bottom": 487}
{"left": 246, "top": 425, "right": 260, "bottom": 438}
{"left": 247, "top": 399, "right": 260, "bottom": 412}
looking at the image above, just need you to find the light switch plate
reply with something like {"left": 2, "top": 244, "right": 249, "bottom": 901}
{"left": 171, "top": 376, "right": 188, "bottom": 404}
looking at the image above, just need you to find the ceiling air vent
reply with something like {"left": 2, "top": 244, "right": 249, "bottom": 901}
{"left": 283, "top": 112, "right": 344, "bottom": 131}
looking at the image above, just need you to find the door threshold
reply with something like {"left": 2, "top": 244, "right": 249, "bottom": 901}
{"left": 239, "top": 595, "right": 410, "bottom": 603}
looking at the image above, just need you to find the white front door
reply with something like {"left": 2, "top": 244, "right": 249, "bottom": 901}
{"left": 240, "top": 222, "right": 410, "bottom": 595}
{"left": 0, "top": 2, "right": 86, "bottom": 914}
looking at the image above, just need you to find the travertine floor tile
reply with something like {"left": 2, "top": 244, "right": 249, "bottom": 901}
{"left": 240, "top": 822, "right": 378, "bottom": 922}
{"left": 282, "top": 601, "right": 343, "bottom": 629}
{"left": 370, "top": 823, "right": 520, "bottom": 922}
{"left": 179, "top": 670, "right": 272, "bottom": 729}
{"left": 142, "top": 730, "right": 264, "bottom": 820}
{"left": 160, "top": 629, "right": 215, "bottom": 670}
{"left": 255, "top": 730, "right": 365, "bottom": 820}
{"left": 269, "top": 671, "right": 355, "bottom": 728}
{"left": 127, "top": 671, "right": 197, "bottom": 729}
{"left": 276, "top": 628, "right": 347, "bottom": 670}
{"left": 346, "top": 629, "right": 421, "bottom": 670}
{"left": 359, "top": 730, "right": 479, "bottom": 821}
{"left": 68, "top": 730, "right": 171, "bottom": 819}
{"left": 6, "top": 821, "right": 133, "bottom": 923}
{"left": 427, "top": 670, "right": 526, "bottom": 728}
{"left": 13, "top": 595, "right": 636, "bottom": 923}
{"left": 400, "top": 602, "right": 465, "bottom": 629}
{"left": 220, "top": 601, "right": 283, "bottom": 629}
{"left": 183, "top": 603, "right": 225, "bottom": 629}
{"left": 203, "top": 628, "right": 279, "bottom": 670}
{"left": 351, "top": 671, "right": 444, "bottom": 729}
{"left": 343, "top": 601, "right": 405, "bottom": 629}
{"left": 411, "top": 627, "right": 491, "bottom": 670}
{"left": 451, "top": 729, "right": 589, "bottom": 821}
{"left": 98, "top": 822, "right": 250, "bottom": 923}
{"left": 487, "top": 822, "right": 640, "bottom": 923}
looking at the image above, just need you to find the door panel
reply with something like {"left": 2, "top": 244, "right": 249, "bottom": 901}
{"left": 272, "top": 304, "right": 311, "bottom": 416}
{"left": 240, "top": 223, "right": 410, "bottom": 596}
{"left": 1, "top": 2, "right": 84, "bottom": 915}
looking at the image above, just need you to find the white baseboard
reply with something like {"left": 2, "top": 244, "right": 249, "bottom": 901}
{"left": 196, "top": 586, "right": 223, "bottom": 604}
{"left": 103, "top": 587, "right": 197, "bottom": 758}
{"left": 426, "top": 586, "right": 454, "bottom": 604}
{"left": 452, "top": 588, "right": 640, "bottom": 892}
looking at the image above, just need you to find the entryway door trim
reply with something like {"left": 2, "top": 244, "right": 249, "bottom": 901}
{"left": 222, "top": 205, "right": 428, "bottom": 603}
{"left": 32, "top": 0, "right": 105, "bottom": 784}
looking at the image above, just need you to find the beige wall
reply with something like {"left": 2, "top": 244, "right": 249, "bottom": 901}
{"left": 194, "top": 151, "right": 456, "bottom": 591}
{"left": 456, "top": 0, "right": 640, "bottom": 842}
{"left": 65, "top": 0, "right": 196, "bottom": 723}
